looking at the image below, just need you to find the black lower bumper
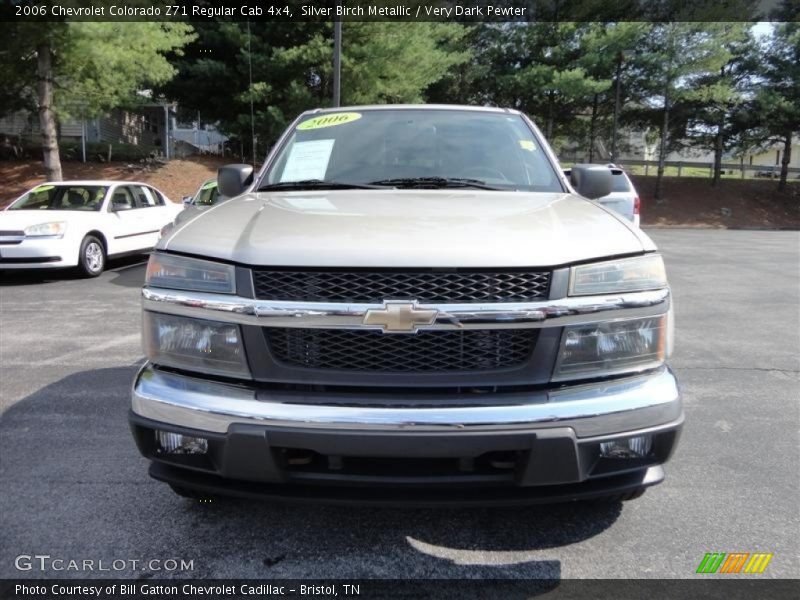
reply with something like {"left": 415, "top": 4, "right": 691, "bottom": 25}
{"left": 148, "top": 460, "right": 665, "bottom": 507}
{"left": 130, "top": 411, "right": 681, "bottom": 506}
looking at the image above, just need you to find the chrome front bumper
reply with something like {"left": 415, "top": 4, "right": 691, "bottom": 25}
{"left": 131, "top": 364, "right": 682, "bottom": 438}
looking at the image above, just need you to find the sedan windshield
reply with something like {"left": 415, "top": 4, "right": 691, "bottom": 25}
{"left": 9, "top": 185, "right": 108, "bottom": 211}
{"left": 194, "top": 181, "right": 221, "bottom": 206}
{"left": 263, "top": 109, "right": 563, "bottom": 192}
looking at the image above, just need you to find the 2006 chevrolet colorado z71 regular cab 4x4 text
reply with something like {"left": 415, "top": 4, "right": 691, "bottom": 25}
{"left": 130, "top": 105, "right": 682, "bottom": 504}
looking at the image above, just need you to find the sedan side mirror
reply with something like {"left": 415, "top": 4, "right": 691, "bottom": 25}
{"left": 182, "top": 196, "right": 193, "bottom": 205}
{"left": 570, "top": 164, "right": 612, "bottom": 200}
{"left": 218, "top": 164, "right": 254, "bottom": 199}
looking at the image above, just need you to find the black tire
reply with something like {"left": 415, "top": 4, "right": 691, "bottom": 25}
{"left": 78, "top": 235, "right": 105, "bottom": 277}
{"left": 168, "top": 484, "right": 214, "bottom": 501}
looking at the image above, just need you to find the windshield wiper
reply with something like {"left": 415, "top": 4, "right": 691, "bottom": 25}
{"left": 367, "top": 177, "right": 508, "bottom": 190}
{"left": 257, "top": 179, "right": 390, "bottom": 191}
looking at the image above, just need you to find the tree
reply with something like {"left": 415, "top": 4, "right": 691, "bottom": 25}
{"left": 160, "top": 22, "right": 468, "bottom": 161}
{"left": 452, "top": 22, "right": 611, "bottom": 152}
{"left": 0, "top": 19, "right": 194, "bottom": 180}
{"left": 753, "top": 22, "right": 800, "bottom": 191}
{"left": 424, "top": 23, "right": 492, "bottom": 106}
{"left": 639, "top": 24, "right": 737, "bottom": 200}
{"left": 579, "top": 23, "right": 654, "bottom": 162}
{"left": 681, "top": 24, "right": 755, "bottom": 186}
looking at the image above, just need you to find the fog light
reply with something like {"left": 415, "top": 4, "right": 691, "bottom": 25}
{"left": 600, "top": 435, "right": 653, "bottom": 459}
{"left": 155, "top": 430, "right": 208, "bottom": 455}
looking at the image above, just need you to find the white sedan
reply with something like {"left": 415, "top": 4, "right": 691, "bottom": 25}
{"left": 0, "top": 180, "right": 182, "bottom": 276}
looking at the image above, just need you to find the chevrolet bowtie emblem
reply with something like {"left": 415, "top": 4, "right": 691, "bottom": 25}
{"left": 363, "top": 301, "right": 438, "bottom": 333}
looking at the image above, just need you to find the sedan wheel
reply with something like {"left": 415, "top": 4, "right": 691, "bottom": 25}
{"left": 79, "top": 236, "right": 105, "bottom": 277}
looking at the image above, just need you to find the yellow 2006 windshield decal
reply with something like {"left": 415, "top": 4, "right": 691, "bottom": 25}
{"left": 297, "top": 112, "right": 362, "bottom": 130}
{"left": 32, "top": 184, "right": 56, "bottom": 193}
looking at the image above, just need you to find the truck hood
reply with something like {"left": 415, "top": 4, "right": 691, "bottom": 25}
{"left": 161, "top": 189, "right": 654, "bottom": 267}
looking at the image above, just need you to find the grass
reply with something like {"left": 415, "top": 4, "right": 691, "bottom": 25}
{"left": 561, "top": 161, "right": 797, "bottom": 182}
{"left": 620, "top": 164, "right": 799, "bottom": 182}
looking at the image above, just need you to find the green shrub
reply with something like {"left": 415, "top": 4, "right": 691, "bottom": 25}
{"left": 4, "top": 137, "right": 161, "bottom": 163}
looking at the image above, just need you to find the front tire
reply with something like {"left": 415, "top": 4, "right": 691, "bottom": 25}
{"left": 78, "top": 235, "right": 105, "bottom": 277}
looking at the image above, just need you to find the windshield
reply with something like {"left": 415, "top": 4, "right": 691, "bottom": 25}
{"left": 9, "top": 185, "right": 108, "bottom": 211}
{"left": 263, "top": 109, "right": 563, "bottom": 192}
{"left": 194, "top": 181, "right": 220, "bottom": 206}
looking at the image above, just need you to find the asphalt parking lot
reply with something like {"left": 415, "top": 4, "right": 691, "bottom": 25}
{"left": 0, "top": 229, "right": 798, "bottom": 580}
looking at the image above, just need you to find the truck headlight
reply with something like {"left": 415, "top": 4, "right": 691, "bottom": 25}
{"left": 143, "top": 311, "right": 250, "bottom": 378}
{"left": 146, "top": 252, "right": 236, "bottom": 294}
{"left": 24, "top": 221, "right": 66, "bottom": 237}
{"left": 553, "top": 315, "right": 668, "bottom": 381}
{"left": 569, "top": 254, "right": 666, "bottom": 296}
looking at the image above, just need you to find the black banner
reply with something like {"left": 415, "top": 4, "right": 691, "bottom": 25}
{"left": 2, "top": 0, "right": 798, "bottom": 23}
{"left": 2, "top": 579, "right": 799, "bottom": 600}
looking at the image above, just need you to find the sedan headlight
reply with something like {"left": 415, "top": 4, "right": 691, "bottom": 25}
{"left": 569, "top": 254, "right": 666, "bottom": 296}
{"left": 143, "top": 311, "right": 249, "bottom": 378}
{"left": 553, "top": 315, "right": 668, "bottom": 381}
{"left": 146, "top": 252, "right": 236, "bottom": 294}
{"left": 24, "top": 221, "right": 66, "bottom": 237}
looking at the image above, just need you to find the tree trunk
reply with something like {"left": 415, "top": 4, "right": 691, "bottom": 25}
{"left": 610, "top": 54, "right": 623, "bottom": 163}
{"left": 712, "top": 122, "right": 724, "bottom": 187}
{"left": 655, "top": 88, "right": 670, "bottom": 202}
{"left": 36, "top": 41, "right": 62, "bottom": 182}
{"left": 546, "top": 90, "right": 554, "bottom": 140}
{"left": 588, "top": 93, "right": 598, "bottom": 163}
{"left": 778, "top": 133, "right": 791, "bottom": 191}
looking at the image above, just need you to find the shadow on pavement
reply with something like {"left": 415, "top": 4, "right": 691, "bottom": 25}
{"left": 108, "top": 262, "right": 147, "bottom": 288}
{"left": 0, "top": 254, "right": 147, "bottom": 287}
{"left": 1, "top": 366, "right": 621, "bottom": 582}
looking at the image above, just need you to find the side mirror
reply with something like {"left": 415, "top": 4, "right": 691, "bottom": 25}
{"left": 182, "top": 196, "right": 193, "bottom": 205}
{"left": 570, "top": 164, "right": 612, "bottom": 200}
{"left": 218, "top": 164, "right": 254, "bottom": 198}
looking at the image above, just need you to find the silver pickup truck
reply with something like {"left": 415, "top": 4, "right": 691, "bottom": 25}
{"left": 130, "top": 105, "right": 682, "bottom": 505}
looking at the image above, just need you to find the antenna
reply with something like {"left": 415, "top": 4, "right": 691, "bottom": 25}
{"left": 247, "top": 20, "right": 256, "bottom": 164}
{"left": 333, "top": 10, "right": 342, "bottom": 107}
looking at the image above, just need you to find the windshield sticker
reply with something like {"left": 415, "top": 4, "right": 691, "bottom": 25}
{"left": 32, "top": 185, "right": 55, "bottom": 193}
{"left": 201, "top": 181, "right": 217, "bottom": 190}
{"left": 519, "top": 140, "right": 537, "bottom": 151}
{"left": 279, "top": 139, "right": 335, "bottom": 182}
{"left": 297, "top": 112, "right": 362, "bottom": 131}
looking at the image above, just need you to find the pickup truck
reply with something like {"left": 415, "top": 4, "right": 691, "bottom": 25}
{"left": 130, "top": 105, "right": 682, "bottom": 505}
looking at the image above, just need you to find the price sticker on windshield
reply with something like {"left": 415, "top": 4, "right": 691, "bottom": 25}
{"left": 297, "top": 112, "right": 362, "bottom": 131}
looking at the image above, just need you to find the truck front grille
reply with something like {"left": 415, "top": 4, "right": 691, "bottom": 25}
{"left": 252, "top": 269, "right": 551, "bottom": 303}
{"left": 265, "top": 328, "right": 537, "bottom": 373}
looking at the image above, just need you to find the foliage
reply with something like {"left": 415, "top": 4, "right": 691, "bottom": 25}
{"left": 2, "top": 14, "right": 798, "bottom": 190}
{"left": 0, "top": 15, "right": 193, "bottom": 180}
{"left": 0, "top": 21, "right": 195, "bottom": 119}
{"left": 159, "top": 22, "right": 468, "bottom": 159}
